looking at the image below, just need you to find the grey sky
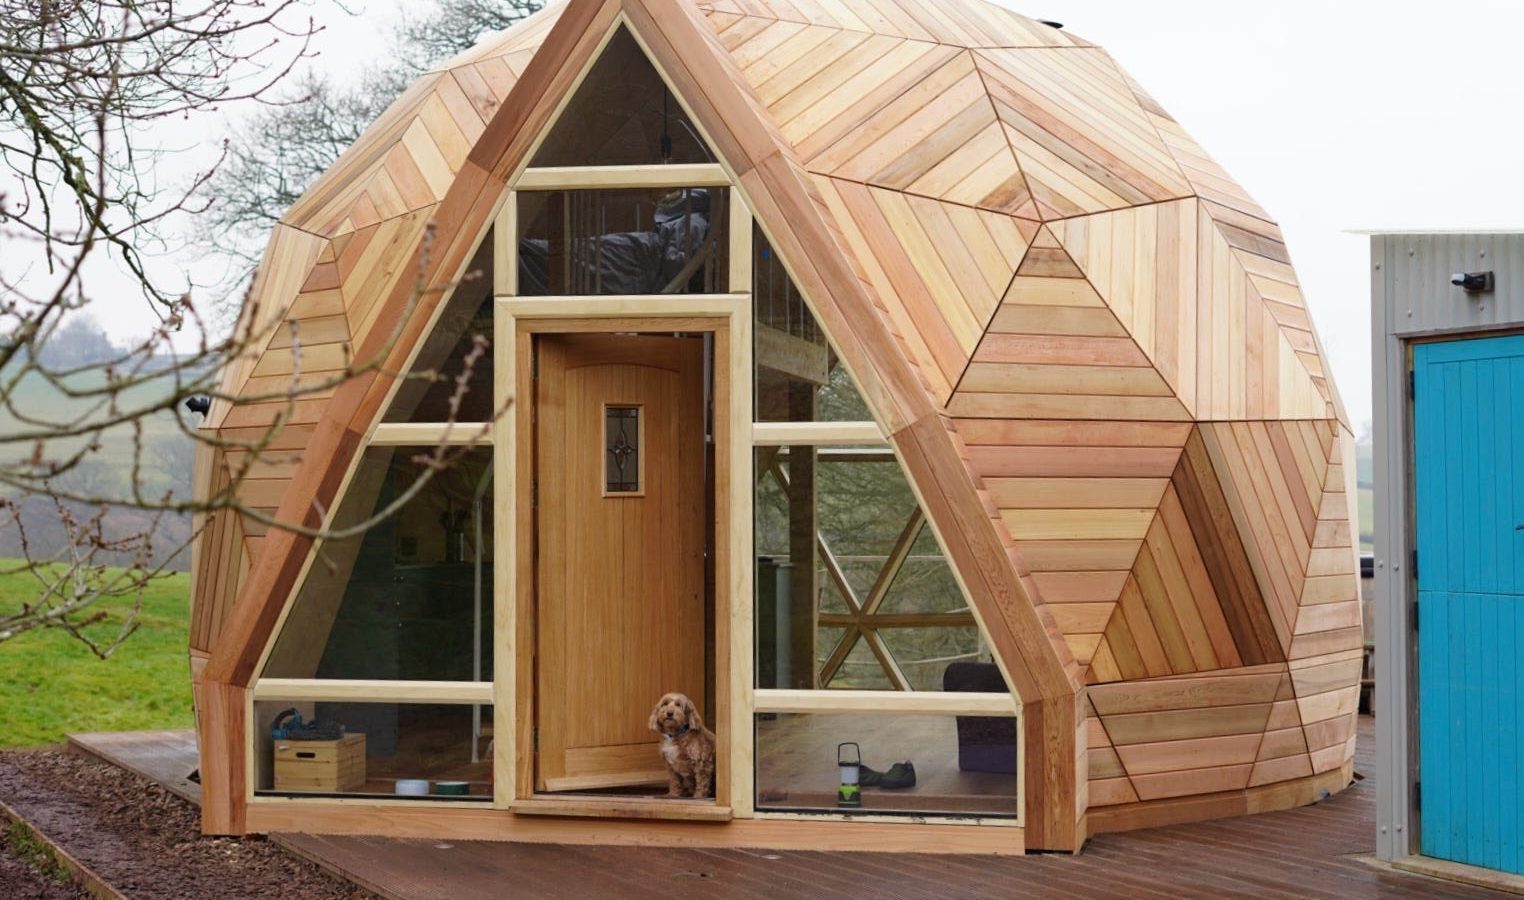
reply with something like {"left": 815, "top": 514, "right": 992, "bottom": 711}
{"left": 87, "top": 0, "right": 1524, "bottom": 431}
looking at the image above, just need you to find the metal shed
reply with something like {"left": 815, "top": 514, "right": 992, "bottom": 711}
{"left": 1372, "top": 231, "right": 1524, "bottom": 878}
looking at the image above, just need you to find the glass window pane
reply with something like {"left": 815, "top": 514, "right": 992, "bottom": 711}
{"left": 254, "top": 700, "right": 491, "bottom": 800}
{"left": 530, "top": 27, "right": 713, "bottom": 167}
{"left": 753, "top": 225, "right": 872, "bottom": 421}
{"left": 384, "top": 229, "right": 494, "bottom": 423}
{"left": 517, "top": 188, "right": 728, "bottom": 296}
{"left": 263, "top": 446, "right": 493, "bottom": 681}
{"left": 755, "top": 713, "right": 1017, "bottom": 818}
{"left": 604, "top": 405, "right": 641, "bottom": 493}
{"left": 754, "top": 447, "right": 1007, "bottom": 692}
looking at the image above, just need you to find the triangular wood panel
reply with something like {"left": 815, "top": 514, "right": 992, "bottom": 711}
{"left": 950, "top": 239, "right": 1189, "bottom": 422}
{"left": 189, "top": 449, "right": 247, "bottom": 655}
{"left": 1092, "top": 429, "right": 1288, "bottom": 685}
{"left": 815, "top": 176, "right": 1029, "bottom": 403}
{"left": 1122, "top": 64, "right": 1275, "bottom": 225}
{"left": 1202, "top": 199, "right": 1343, "bottom": 417}
{"left": 805, "top": 52, "right": 1034, "bottom": 216}
{"left": 1089, "top": 665, "right": 1282, "bottom": 801}
{"left": 956, "top": 416, "right": 1187, "bottom": 670}
{"left": 974, "top": 47, "right": 1192, "bottom": 220}
{"left": 1287, "top": 425, "right": 1361, "bottom": 774}
{"left": 1250, "top": 670, "right": 1314, "bottom": 787}
{"left": 1192, "top": 420, "right": 1353, "bottom": 660}
{"left": 1085, "top": 697, "right": 1139, "bottom": 807}
{"left": 1051, "top": 199, "right": 1332, "bottom": 422}
{"left": 1047, "top": 199, "right": 1198, "bottom": 408}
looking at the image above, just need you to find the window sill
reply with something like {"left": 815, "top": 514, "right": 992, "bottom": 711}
{"left": 511, "top": 795, "right": 732, "bottom": 821}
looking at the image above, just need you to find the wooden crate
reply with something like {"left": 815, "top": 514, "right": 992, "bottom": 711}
{"left": 274, "top": 733, "right": 366, "bottom": 793}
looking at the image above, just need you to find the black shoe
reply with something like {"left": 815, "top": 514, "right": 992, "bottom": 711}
{"left": 879, "top": 762, "right": 916, "bottom": 789}
{"left": 858, "top": 764, "right": 885, "bottom": 787}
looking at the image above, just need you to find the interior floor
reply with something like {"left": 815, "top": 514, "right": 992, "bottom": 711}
{"left": 756, "top": 713, "right": 1017, "bottom": 817}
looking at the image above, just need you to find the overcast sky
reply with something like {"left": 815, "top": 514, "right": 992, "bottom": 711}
{"left": 85, "top": 0, "right": 1524, "bottom": 431}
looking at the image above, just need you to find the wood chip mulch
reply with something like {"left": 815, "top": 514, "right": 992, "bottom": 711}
{"left": 0, "top": 748, "right": 373, "bottom": 899}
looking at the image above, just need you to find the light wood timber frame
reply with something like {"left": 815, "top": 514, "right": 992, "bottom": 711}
{"left": 252, "top": 680, "right": 494, "bottom": 704}
{"left": 367, "top": 423, "right": 493, "bottom": 446}
{"left": 190, "top": 0, "right": 1358, "bottom": 852}
{"left": 495, "top": 296, "right": 750, "bottom": 818}
{"left": 751, "top": 422, "right": 886, "bottom": 446}
{"left": 244, "top": 802, "right": 1026, "bottom": 856}
{"left": 515, "top": 163, "right": 728, "bottom": 190}
{"left": 753, "top": 690, "right": 1017, "bottom": 716}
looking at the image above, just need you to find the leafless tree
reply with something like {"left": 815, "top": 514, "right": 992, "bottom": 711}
{"left": 0, "top": 0, "right": 513, "bottom": 657}
{"left": 202, "top": 0, "right": 542, "bottom": 266}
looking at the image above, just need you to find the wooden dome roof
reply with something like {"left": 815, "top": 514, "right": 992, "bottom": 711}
{"left": 193, "top": 0, "right": 1360, "bottom": 842}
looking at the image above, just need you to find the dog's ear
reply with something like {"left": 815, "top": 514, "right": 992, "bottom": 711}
{"left": 648, "top": 697, "right": 662, "bottom": 733}
{"left": 682, "top": 694, "right": 704, "bottom": 732}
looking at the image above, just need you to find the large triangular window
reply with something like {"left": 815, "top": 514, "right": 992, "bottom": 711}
{"left": 515, "top": 27, "right": 729, "bottom": 297}
{"left": 531, "top": 27, "right": 713, "bottom": 167}
{"left": 263, "top": 223, "right": 498, "bottom": 684}
{"left": 252, "top": 225, "right": 498, "bottom": 800}
{"left": 750, "top": 226, "right": 1009, "bottom": 695}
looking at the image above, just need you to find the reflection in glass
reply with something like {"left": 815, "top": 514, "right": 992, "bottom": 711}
{"left": 383, "top": 228, "right": 494, "bottom": 423}
{"left": 530, "top": 26, "right": 713, "bottom": 167}
{"left": 254, "top": 701, "right": 491, "bottom": 800}
{"left": 754, "top": 448, "right": 998, "bottom": 692}
{"left": 518, "top": 188, "right": 728, "bottom": 296}
{"left": 263, "top": 446, "right": 493, "bottom": 681}
{"left": 755, "top": 713, "right": 1017, "bottom": 817}
{"left": 753, "top": 225, "right": 871, "bottom": 422}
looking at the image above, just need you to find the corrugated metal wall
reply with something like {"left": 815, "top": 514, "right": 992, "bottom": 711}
{"left": 1377, "top": 233, "right": 1524, "bottom": 337}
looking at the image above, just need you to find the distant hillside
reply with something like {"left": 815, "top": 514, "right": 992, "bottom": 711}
{"left": 0, "top": 363, "right": 201, "bottom": 570}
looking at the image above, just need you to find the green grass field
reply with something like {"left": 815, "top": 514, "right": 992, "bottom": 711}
{"left": 0, "top": 564, "right": 193, "bottom": 748}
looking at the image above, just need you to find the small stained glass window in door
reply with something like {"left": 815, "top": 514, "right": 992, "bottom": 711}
{"left": 605, "top": 405, "right": 641, "bottom": 494}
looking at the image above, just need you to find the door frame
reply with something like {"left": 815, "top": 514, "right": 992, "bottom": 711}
{"left": 493, "top": 296, "right": 753, "bottom": 819}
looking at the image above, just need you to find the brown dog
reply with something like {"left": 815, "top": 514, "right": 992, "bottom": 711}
{"left": 648, "top": 692, "right": 715, "bottom": 799}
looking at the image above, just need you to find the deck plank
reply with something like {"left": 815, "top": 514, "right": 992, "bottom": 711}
{"left": 68, "top": 730, "right": 201, "bottom": 805}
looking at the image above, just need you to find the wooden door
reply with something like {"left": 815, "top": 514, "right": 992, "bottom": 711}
{"left": 534, "top": 333, "right": 707, "bottom": 792}
{"left": 1414, "top": 334, "right": 1524, "bottom": 873}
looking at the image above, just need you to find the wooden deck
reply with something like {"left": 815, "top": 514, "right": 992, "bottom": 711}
{"left": 69, "top": 729, "right": 200, "bottom": 805}
{"left": 69, "top": 716, "right": 1517, "bottom": 898}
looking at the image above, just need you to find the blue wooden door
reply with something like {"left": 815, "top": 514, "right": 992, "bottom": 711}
{"left": 1414, "top": 334, "right": 1524, "bottom": 874}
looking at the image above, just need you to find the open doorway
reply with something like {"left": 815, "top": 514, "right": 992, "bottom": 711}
{"left": 529, "top": 332, "right": 717, "bottom": 802}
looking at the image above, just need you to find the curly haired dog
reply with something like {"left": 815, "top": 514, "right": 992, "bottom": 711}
{"left": 649, "top": 692, "right": 715, "bottom": 799}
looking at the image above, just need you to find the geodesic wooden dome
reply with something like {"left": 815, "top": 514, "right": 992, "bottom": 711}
{"left": 190, "top": 0, "right": 1360, "bottom": 851}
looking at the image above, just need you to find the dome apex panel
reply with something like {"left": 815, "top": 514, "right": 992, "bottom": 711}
{"left": 974, "top": 47, "right": 1193, "bottom": 220}
{"left": 698, "top": 0, "right": 1090, "bottom": 49}
{"left": 803, "top": 52, "right": 1036, "bottom": 217}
